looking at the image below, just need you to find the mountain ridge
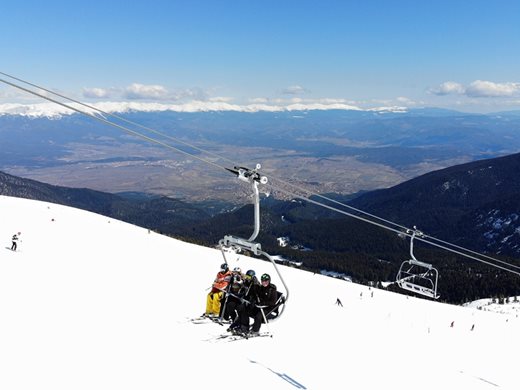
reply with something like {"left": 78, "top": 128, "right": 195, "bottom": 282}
{"left": 0, "top": 170, "right": 215, "bottom": 229}
{"left": 349, "top": 152, "right": 520, "bottom": 255}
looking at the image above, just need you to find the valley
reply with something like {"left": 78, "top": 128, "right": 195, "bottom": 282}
{"left": 2, "top": 109, "right": 509, "bottom": 202}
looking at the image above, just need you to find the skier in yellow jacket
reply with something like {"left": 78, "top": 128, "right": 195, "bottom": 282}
{"left": 204, "top": 263, "right": 232, "bottom": 317}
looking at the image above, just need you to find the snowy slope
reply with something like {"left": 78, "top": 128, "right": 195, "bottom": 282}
{"left": 1, "top": 195, "right": 518, "bottom": 390}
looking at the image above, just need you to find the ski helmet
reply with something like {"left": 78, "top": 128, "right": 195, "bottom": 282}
{"left": 261, "top": 273, "right": 271, "bottom": 282}
{"left": 233, "top": 266, "right": 241, "bottom": 273}
{"left": 220, "top": 263, "right": 228, "bottom": 272}
{"left": 245, "top": 269, "right": 255, "bottom": 280}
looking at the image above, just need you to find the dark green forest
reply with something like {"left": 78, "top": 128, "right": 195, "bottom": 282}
{"left": 169, "top": 203, "right": 520, "bottom": 305}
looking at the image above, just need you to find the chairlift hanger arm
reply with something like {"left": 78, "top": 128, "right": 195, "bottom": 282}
{"left": 225, "top": 163, "right": 268, "bottom": 242}
{"left": 260, "top": 249, "right": 289, "bottom": 305}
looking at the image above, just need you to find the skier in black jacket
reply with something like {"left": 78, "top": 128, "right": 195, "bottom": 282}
{"left": 236, "top": 273, "right": 278, "bottom": 335}
{"left": 221, "top": 267, "right": 245, "bottom": 321}
{"left": 11, "top": 232, "right": 20, "bottom": 251}
{"left": 227, "top": 269, "right": 259, "bottom": 329}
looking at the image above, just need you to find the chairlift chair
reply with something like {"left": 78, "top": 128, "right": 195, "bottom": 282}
{"left": 396, "top": 229, "right": 440, "bottom": 299}
{"left": 218, "top": 164, "right": 289, "bottom": 321}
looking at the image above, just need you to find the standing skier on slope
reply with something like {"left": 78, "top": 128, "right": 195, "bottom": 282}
{"left": 11, "top": 232, "right": 20, "bottom": 251}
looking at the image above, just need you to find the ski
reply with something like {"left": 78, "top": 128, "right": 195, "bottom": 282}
{"left": 210, "top": 331, "right": 272, "bottom": 342}
{"left": 187, "top": 316, "right": 230, "bottom": 326}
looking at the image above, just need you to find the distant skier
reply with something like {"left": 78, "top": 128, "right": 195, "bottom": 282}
{"left": 450, "top": 321, "right": 454, "bottom": 328}
{"left": 11, "top": 232, "right": 20, "bottom": 251}
{"left": 335, "top": 298, "right": 343, "bottom": 307}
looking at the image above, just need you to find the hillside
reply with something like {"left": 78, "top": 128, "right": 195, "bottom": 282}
{"left": 349, "top": 152, "right": 520, "bottom": 255}
{"left": 1, "top": 195, "right": 518, "bottom": 389}
{"left": 168, "top": 154, "right": 520, "bottom": 303}
{"left": 0, "top": 170, "right": 215, "bottom": 228}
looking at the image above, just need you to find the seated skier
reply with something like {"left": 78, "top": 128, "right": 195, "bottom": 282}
{"left": 204, "top": 263, "right": 232, "bottom": 318}
{"left": 221, "top": 267, "right": 245, "bottom": 321}
{"left": 227, "top": 269, "right": 259, "bottom": 330}
{"left": 234, "top": 273, "right": 278, "bottom": 336}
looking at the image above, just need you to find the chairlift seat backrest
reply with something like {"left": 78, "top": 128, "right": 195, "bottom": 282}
{"left": 265, "top": 291, "right": 286, "bottom": 320}
{"left": 396, "top": 259, "right": 439, "bottom": 299}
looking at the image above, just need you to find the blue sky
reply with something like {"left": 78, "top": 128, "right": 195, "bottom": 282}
{"left": 1, "top": 0, "right": 520, "bottom": 113}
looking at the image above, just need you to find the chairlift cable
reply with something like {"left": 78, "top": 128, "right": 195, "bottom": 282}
{"left": 0, "top": 76, "right": 230, "bottom": 174}
{"left": 2, "top": 73, "right": 519, "bottom": 277}
{"left": 413, "top": 234, "right": 520, "bottom": 276}
{"left": 2, "top": 71, "right": 508, "bottom": 266}
{"left": 422, "top": 234, "right": 520, "bottom": 271}
{"left": 270, "top": 184, "right": 520, "bottom": 276}
{"left": 0, "top": 72, "right": 449, "bottom": 237}
{"left": 0, "top": 71, "right": 242, "bottom": 170}
{"left": 267, "top": 175, "right": 410, "bottom": 231}
{"left": 1, "top": 71, "right": 405, "bottom": 233}
{"left": 272, "top": 177, "right": 520, "bottom": 273}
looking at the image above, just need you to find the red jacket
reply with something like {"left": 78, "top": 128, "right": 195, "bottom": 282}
{"left": 212, "top": 270, "right": 232, "bottom": 292}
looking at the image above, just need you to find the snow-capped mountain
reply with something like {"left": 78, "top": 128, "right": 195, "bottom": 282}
{"left": 0, "top": 195, "right": 518, "bottom": 389}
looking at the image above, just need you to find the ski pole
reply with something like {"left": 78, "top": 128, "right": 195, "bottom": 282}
{"left": 257, "top": 305, "right": 272, "bottom": 336}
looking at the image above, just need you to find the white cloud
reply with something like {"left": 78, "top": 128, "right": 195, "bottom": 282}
{"left": 208, "top": 96, "right": 234, "bottom": 103}
{"left": 316, "top": 98, "right": 349, "bottom": 104}
{"left": 169, "top": 87, "right": 210, "bottom": 101}
{"left": 81, "top": 84, "right": 212, "bottom": 102}
{"left": 248, "top": 97, "right": 269, "bottom": 104}
{"left": 431, "top": 80, "right": 520, "bottom": 98}
{"left": 124, "top": 83, "right": 169, "bottom": 100}
{"left": 465, "top": 80, "right": 520, "bottom": 97}
{"left": 282, "top": 85, "right": 307, "bottom": 95}
{"left": 285, "top": 102, "right": 362, "bottom": 111}
{"left": 396, "top": 96, "right": 417, "bottom": 105}
{"left": 430, "top": 81, "right": 465, "bottom": 96}
{"left": 82, "top": 87, "right": 112, "bottom": 99}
